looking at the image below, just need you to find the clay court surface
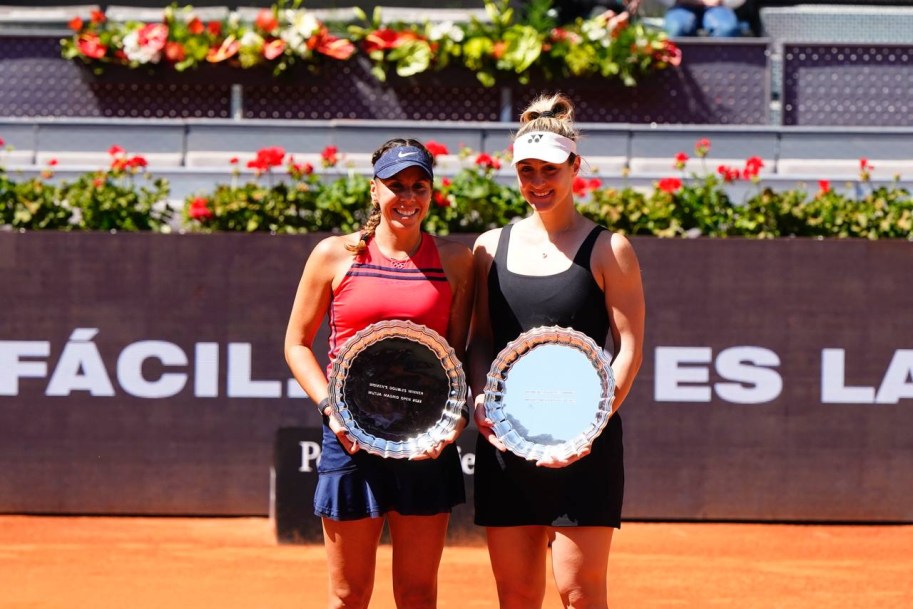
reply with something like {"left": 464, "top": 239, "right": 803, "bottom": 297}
{"left": 1, "top": 516, "right": 911, "bottom": 608}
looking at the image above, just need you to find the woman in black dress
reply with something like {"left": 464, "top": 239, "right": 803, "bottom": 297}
{"left": 468, "top": 93, "right": 645, "bottom": 609}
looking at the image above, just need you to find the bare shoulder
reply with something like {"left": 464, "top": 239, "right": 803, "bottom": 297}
{"left": 304, "top": 233, "right": 360, "bottom": 276}
{"left": 472, "top": 227, "right": 502, "bottom": 255}
{"left": 432, "top": 235, "right": 473, "bottom": 261}
{"left": 594, "top": 230, "right": 641, "bottom": 275}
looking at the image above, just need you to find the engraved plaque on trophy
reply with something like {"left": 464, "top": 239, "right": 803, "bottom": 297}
{"left": 328, "top": 320, "right": 467, "bottom": 459}
{"left": 483, "top": 326, "right": 615, "bottom": 463}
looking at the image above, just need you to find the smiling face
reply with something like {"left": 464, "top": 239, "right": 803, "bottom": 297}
{"left": 371, "top": 166, "right": 433, "bottom": 231}
{"left": 515, "top": 156, "right": 580, "bottom": 214}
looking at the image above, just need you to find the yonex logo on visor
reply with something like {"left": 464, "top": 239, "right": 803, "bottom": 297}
{"left": 373, "top": 146, "right": 434, "bottom": 180}
{"left": 511, "top": 131, "right": 577, "bottom": 166}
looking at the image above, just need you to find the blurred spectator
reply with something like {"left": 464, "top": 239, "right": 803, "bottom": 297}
{"left": 660, "top": 0, "right": 745, "bottom": 37}
{"left": 549, "top": 0, "right": 642, "bottom": 23}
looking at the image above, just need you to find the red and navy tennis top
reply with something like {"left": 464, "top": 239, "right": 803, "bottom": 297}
{"left": 326, "top": 234, "right": 452, "bottom": 373}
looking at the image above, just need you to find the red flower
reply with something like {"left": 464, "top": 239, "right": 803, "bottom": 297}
{"left": 188, "top": 197, "right": 214, "bottom": 221}
{"left": 441, "top": 177, "right": 452, "bottom": 188}
{"left": 695, "top": 138, "right": 711, "bottom": 158}
{"left": 137, "top": 23, "right": 168, "bottom": 53}
{"left": 93, "top": 177, "right": 105, "bottom": 188}
{"left": 674, "top": 152, "right": 689, "bottom": 170}
{"left": 572, "top": 176, "right": 588, "bottom": 196}
{"left": 188, "top": 18, "right": 204, "bottom": 35}
{"left": 76, "top": 33, "right": 107, "bottom": 59}
{"left": 108, "top": 145, "right": 125, "bottom": 156}
{"left": 743, "top": 156, "right": 764, "bottom": 179}
{"left": 716, "top": 165, "right": 740, "bottom": 183}
{"left": 255, "top": 9, "right": 278, "bottom": 32}
{"left": 425, "top": 140, "right": 449, "bottom": 158}
{"left": 90, "top": 10, "right": 105, "bottom": 24}
{"left": 47, "top": 159, "right": 58, "bottom": 167}
{"left": 127, "top": 155, "right": 147, "bottom": 168}
{"left": 587, "top": 178, "right": 602, "bottom": 191}
{"left": 263, "top": 39, "right": 286, "bottom": 60}
{"left": 229, "top": 157, "right": 239, "bottom": 165}
{"left": 474, "top": 153, "right": 501, "bottom": 170}
{"left": 247, "top": 146, "right": 286, "bottom": 171}
{"left": 433, "top": 191, "right": 450, "bottom": 207}
{"left": 68, "top": 17, "right": 84, "bottom": 32}
{"left": 818, "top": 180, "right": 831, "bottom": 194}
{"left": 0, "top": 137, "right": 5, "bottom": 147}
{"left": 207, "top": 21, "right": 222, "bottom": 36}
{"left": 491, "top": 41, "right": 507, "bottom": 60}
{"left": 859, "top": 158, "right": 873, "bottom": 182}
{"left": 287, "top": 157, "right": 314, "bottom": 179}
{"left": 657, "top": 177, "right": 682, "bottom": 193}
{"left": 321, "top": 146, "right": 338, "bottom": 167}
{"left": 165, "top": 42, "right": 186, "bottom": 63}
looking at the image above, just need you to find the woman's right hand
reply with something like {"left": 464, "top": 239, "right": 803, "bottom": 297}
{"left": 473, "top": 393, "right": 506, "bottom": 452}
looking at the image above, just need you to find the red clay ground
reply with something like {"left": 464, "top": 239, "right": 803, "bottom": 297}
{"left": 1, "top": 516, "right": 911, "bottom": 608}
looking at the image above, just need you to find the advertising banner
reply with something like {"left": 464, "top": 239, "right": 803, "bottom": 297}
{"left": 1, "top": 233, "right": 911, "bottom": 528}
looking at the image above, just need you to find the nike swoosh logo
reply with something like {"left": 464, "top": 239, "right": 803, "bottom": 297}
{"left": 398, "top": 151, "right": 419, "bottom": 158}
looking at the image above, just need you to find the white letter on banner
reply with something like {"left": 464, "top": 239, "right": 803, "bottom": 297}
{"left": 227, "top": 343, "right": 282, "bottom": 398}
{"left": 287, "top": 379, "right": 308, "bottom": 398}
{"left": 117, "top": 341, "right": 188, "bottom": 398}
{"left": 46, "top": 329, "right": 115, "bottom": 396}
{"left": 821, "top": 348, "right": 875, "bottom": 403}
{"left": 714, "top": 346, "right": 782, "bottom": 404}
{"left": 299, "top": 441, "right": 321, "bottom": 472}
{"left": 0, "top": 341, "right": 50, "bottom": 396}
{"left": 875, "top": 350, "right": 913, "bottom": 404}
{"left": 194, "top": 343, "right": 219, "bottom": 398}
{"left": 655, "top": 347, "right": 712, "bottom": 402}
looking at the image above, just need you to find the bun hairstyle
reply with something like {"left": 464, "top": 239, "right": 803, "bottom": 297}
{"left": 515, "top": 93, "right": 579, "bottom": 160}
{"left": 347, "top": 138, "right": 432, "bottom": 254}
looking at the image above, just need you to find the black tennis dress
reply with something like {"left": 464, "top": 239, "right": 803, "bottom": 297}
{"left": 474, "top": 223, "right": 624, "bottom": 528}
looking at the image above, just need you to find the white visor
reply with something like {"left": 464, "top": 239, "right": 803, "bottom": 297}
{"left": 511, "top": 131, "right": 577, "bottom": 165}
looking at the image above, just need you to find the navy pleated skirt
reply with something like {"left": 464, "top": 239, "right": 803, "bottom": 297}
{"left": 314, "top": 423, "right": 466, "bottom": 521}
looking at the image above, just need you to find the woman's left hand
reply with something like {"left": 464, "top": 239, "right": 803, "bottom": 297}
{"left": 409, "top": 412, "right": 467, "bottom": 460}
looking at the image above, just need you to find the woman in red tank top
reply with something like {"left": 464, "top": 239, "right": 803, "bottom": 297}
{"left": 285, "top": 139, "right": 474, "bottom": 609}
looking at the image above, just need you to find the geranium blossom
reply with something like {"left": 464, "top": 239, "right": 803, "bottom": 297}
{"left": 674, "top": 152, "right": 689, "bottom": 170}
{"left": 425, "top": 141, "right": 449, "bottom": 158}
{"left": 321, "top": 146, "right": 338, "bottom": 167}
{"left": 474, "top": 153, "right": 501, "bottom": 171}
{"left": 657, "top": 177, "right": 682, "bottom": 193}
{"left": 247, "top": 146, "right": 286, "bottom": 172}
{"left": 188, "top": 196, "right": 214, "bottom": 220}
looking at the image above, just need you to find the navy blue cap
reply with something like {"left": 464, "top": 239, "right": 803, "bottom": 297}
{"left": 373, "top": 146, "right": 434, "bottom": 180}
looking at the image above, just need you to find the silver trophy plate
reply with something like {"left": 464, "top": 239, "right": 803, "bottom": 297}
{"left": 483, "top": 326, "right": 616, "bottom": 463}
{"left": 327, "top": 320, "right": 467, "bottom": 459}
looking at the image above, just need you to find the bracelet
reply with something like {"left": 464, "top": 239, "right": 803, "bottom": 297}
{"left": 316, "top": 397, "right": 330, "bottom": 417}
